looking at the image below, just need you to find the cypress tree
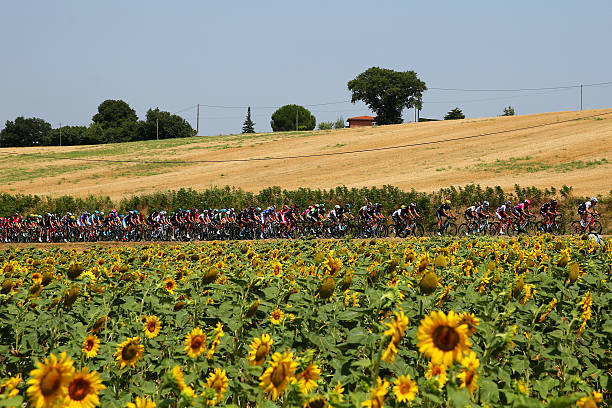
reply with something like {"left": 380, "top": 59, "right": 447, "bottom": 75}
{"left": 242, "top": 107, "right": 255, "bottom": 133}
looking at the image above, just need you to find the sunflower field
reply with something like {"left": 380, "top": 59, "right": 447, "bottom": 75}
{"left": 0, "top": 236, "right": 610, "bottom": 407}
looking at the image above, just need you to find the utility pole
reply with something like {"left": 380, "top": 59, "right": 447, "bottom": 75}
{"left": 156, "top": 118, "right": 159, "bottom": 140}
{"left": 580, "top": 84, "right": 583, "bottom": 111}
{"left": 196, "top": 104, "right": 199, "bottom": 136}
{"left": 295, "top": 109, "right": 298, "bottom": 131}
{"left": 59, "top": 122, "right": 62, "bottom": 146}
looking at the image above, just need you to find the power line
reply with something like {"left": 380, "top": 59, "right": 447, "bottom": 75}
{"left": 1, "top": 110, "right": 610, "bottom": 165}
{"left": 428, "top": 80, "right": 612, "bottom": 92}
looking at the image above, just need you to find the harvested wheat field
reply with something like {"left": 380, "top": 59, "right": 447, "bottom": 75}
{"left": 2, "top": 109, "right": 611, "bottom": 199}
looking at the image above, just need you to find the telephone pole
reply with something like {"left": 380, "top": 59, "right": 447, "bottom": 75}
{"left": 295, "top": 109, "right": 298, "bottom": 131}
{"left": 580, "top": 84, "right": 583, "bottom": 111}
{"left": 59, "top": 122, "right": 62, "bottom": 146}
{"left": 156, "top": 118, "right": 159, "bottom": 140}
{"left": 196, "top": 104, "right": 200, "bottom": 136}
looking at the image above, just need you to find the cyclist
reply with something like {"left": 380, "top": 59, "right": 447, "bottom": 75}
{"left": 540, "top": 199, "right": 560, "bottom": 229}
{"left": 495, "top": 201, "right": 513, "bottom": 234}
{"left": 392, "top": 205, "right": 409, "bottom": 230}
{"left": 512, "top": 199, "right": 533, "bottom": 222}
{"left": 464, "top": 204, "right": 478, "bottom": 230}
{"left": 475, "top": 201, "right": 493, "bottom": 232}
{"left": 578, "top": 197, "right": 598, "bottom": 226}
{"left": 436, "top": 200, "right": 454, "bottom": 235}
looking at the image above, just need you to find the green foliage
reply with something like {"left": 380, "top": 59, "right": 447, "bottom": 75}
{"left": 242, "top": 107, "right": 255, "bottom": 134}
{"left": 333, "top": 116, "right": 345, "bottom": 129}
{"left": 347, "top": 67, "right": 426, "bottom": 125}
{"left": 0, "top": 117, "right": 52, "bottom": 147}
{"left": 444, "top": 107, "right": 465, "bottom": 120}
{"left": 270, "top": 105, "right": 316, "bottom": 132}
{"left": 318, "top": 121, "right": 334, "bottom": 130}
{"left": 92, "top": 99, "right": 138, "bottom": 130}
{"left": 503, "top": 106, "right": 516, "bottom": 116}
{"left": 139, "top": 108, "right": 195, "bottom": 141}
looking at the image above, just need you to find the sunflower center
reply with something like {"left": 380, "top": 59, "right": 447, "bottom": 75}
{"left": 122, "top": 343, "right": 139, "bottom": 361}
{"left": 68, "top": 378, "right": 91, "bottom": 401}
{"left": 432, "top": 325, "right": 459, "bottom": 351}
{"left": 147, "top": 322, "right": 157, "bottom": 332}
{"left": 464, "top": 370, "right": 475, "bottom": 386}
{"left": 255, "top": 345, "right": 268, "bottom": 362}
{"left": 191, "top": 335, "right": 204, "bottom": 350}
{"left": 399, "top": 382, "right": 412, "bottom": 394}
{"left": 40, "top": 368, "right": 62, "bottom": 396}
{"left": 85, "top": 340, "right": 94, "bottom": 350}
{"left": 271, "top": 363, "right": 287, "bottom": 387}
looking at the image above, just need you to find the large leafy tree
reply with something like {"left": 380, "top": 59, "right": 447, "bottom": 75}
{"left": 0, "top": 117, "right": 52, "bottom": 147}
{"left": 92, "top": 99, "right": 138, "bottom": 129}
{"left": 270, "top": 105, "right": 316, "bottom": 132}
{"left": 139, "top": 108, "right": 195, "bottom": 140}
{"left": 347, "top": 67, "right": 426, "bottom": 125}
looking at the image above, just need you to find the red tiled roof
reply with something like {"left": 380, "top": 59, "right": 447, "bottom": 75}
{"left": 347, "top": 116, "right": 375, "bottom": 120}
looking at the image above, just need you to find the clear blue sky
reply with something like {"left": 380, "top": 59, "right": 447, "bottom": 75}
{"left": 1, "top": 1, "right": 611, "bottom": 135}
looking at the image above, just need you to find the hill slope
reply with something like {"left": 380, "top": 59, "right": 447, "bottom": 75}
{"left": 2, "top": 109, "right": 611, "bottom": 199}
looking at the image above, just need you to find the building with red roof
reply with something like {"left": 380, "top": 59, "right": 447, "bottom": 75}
{"left": 347, "top": 116, "right": 375, "bottom": 128}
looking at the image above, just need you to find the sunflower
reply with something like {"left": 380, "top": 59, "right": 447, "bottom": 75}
{"left": 27, "top": 352, "right": 75, "bottom": 408}
{"left": 90, "top": 316, "right": 107, "bottom": 334}
{"left": 0, "top": 374, "right": 21, "bottom": 397}
{"left": 425, "top": 362, "right": 448, "bottom": 388}
{"left": 163, "top": 277, "right": 177, "bottom": 294}
{"left": 64, "top": 367, "right": 105, "bottom": 408}
{"left": 114, "top": 337, "right": 145, "bottom": 369}
{"left": 126, "top": 396, "right": 156, "bottom": 408}
{"left": 270, "top": 307, "right": 284, "bottom": 325}
{"left": 577, "top": 391, "right": 603, "bottom": 408}
{"left": 417, "top": 310, "right": 471, "bottom": 366}
{"left": 331, "top": 381, "right": 344, "bottom": 403}
{"left": 247, "top": 334, "right": 273, "bottom": 366}
{"left": 362, "top": 377, "right": 389, "bottom": 408}
{"left": 82, "top": 334, "right": 100, "bottom": 359}
{"left": 184, "top": 328, "right": 207, "bottom": 359}
{"left": 303, "top": 396, "right": 328, "bottom": 408}
{"left": 323, "top": 255, "right": 343, "bottom": 275}
{"left": 457, "top": 351, "right": 479, "bottom": 397}
{"left": 143, "top": 315, "right": 162, "bottom": 339}
{"left": 458, "top": 312, "right": 479, "bottom": 336}
{"left": 204, "top": 368, "right": 228, "bottom": 406}
{"left": 259, "top": 351, "right": 298, "bottom": 400}
{"left": 296, "top": 362, "right": 321, "bottom": 395}
{"left": 393, "top": 374, "right": 418, "bottom": 403}
{"left": 170, "top": 366, "right": 195, "bottom": 398}
{"left": 382, "top": 309, "right": 409, "bottom": 363}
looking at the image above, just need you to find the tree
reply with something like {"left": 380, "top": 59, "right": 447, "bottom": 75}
{"left": 347, "top": 67, "right": 426, "bottom": 125}
{"left": 333, "top": 117, "right": 345, "bottom": 129}
{"left": 242, "top": 107, "right": 255, "bottom": 133}
{"left": 444, "top": 107, "right": 465, "bottom": 120}
{"left": 139, "top": 108, "right": 195, "bottom": 141}
{"left": 270, "top": 105, "right": 316, "bottom": 132}
{"left": 92, "top": 99, "right": 138, "bottom": 130}
{"left": 42, "top": 125, "right": 89, "bottom": 146}
{"left": 502, "top": 106, "right": 515, "bottom": 116}
{"left": 318, "top": 121, "right": 333, "bottom": 130}
{"left": 0, "top": 117, "right": 52, "bottom": 147}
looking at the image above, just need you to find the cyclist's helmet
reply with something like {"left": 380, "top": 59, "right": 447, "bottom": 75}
{"left": 591, "top": 197, "right": 598, "bottom": 203}
{"left": 551, "top": 199, "right": 557, "bottom": 206}
{"left": 445, "top": 200, "right": 451, "bottom": 204}
{"left": 505, "top": 201, "right": 511, "bottom": 206}
{"left": 410, "top": 202, "right": 417, "bottom": 208}
{"left": 344, "top": 203, "right": 350, "bottom": 209}
{"left": 256, "top": 207, "right": 261, "bottom": 212}
{"left": 334, "top": 204, "right": 340, "bottom": 210}
{"left": 376, "top": 203, "right": 382, "bottom": 209}
{"left": 483, "top": 201, "right": 490, "bottom": 208}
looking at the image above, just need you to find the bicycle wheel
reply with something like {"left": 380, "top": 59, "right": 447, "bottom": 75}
{"left": 411, "top": 223, "right": 424, "bottom": 237}
{"left": 457, "top": 223, "right": 469, "bottom": 236}
{"left": 445, "top": 222, "right": 458, "bottom": 236}
{"left": 589, "top": 221, "right": 602, "bottom": 235}
{"left": 534, "top": 221, "right": 546, "bottom": 234}
{"left": 488, "top": 222, "right": 500, "bottom": 236}
{"left": 569, "top": 221, "right": 583, "bottom": 235}
{"left": 553, "top": 222, "right": 566, "bottom": 236}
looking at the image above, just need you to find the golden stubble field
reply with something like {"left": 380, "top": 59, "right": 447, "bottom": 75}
{"left": 2, "top": 109, "right": 611, "bottom": 199}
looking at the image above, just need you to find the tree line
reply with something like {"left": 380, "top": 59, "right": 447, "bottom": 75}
{"left": 0, "top": 99, "right": 195, "bottom": 147}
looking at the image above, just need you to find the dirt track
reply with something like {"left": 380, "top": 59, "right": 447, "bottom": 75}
{"left": 2, "top": 109, "right": 611, "bottom": 199}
